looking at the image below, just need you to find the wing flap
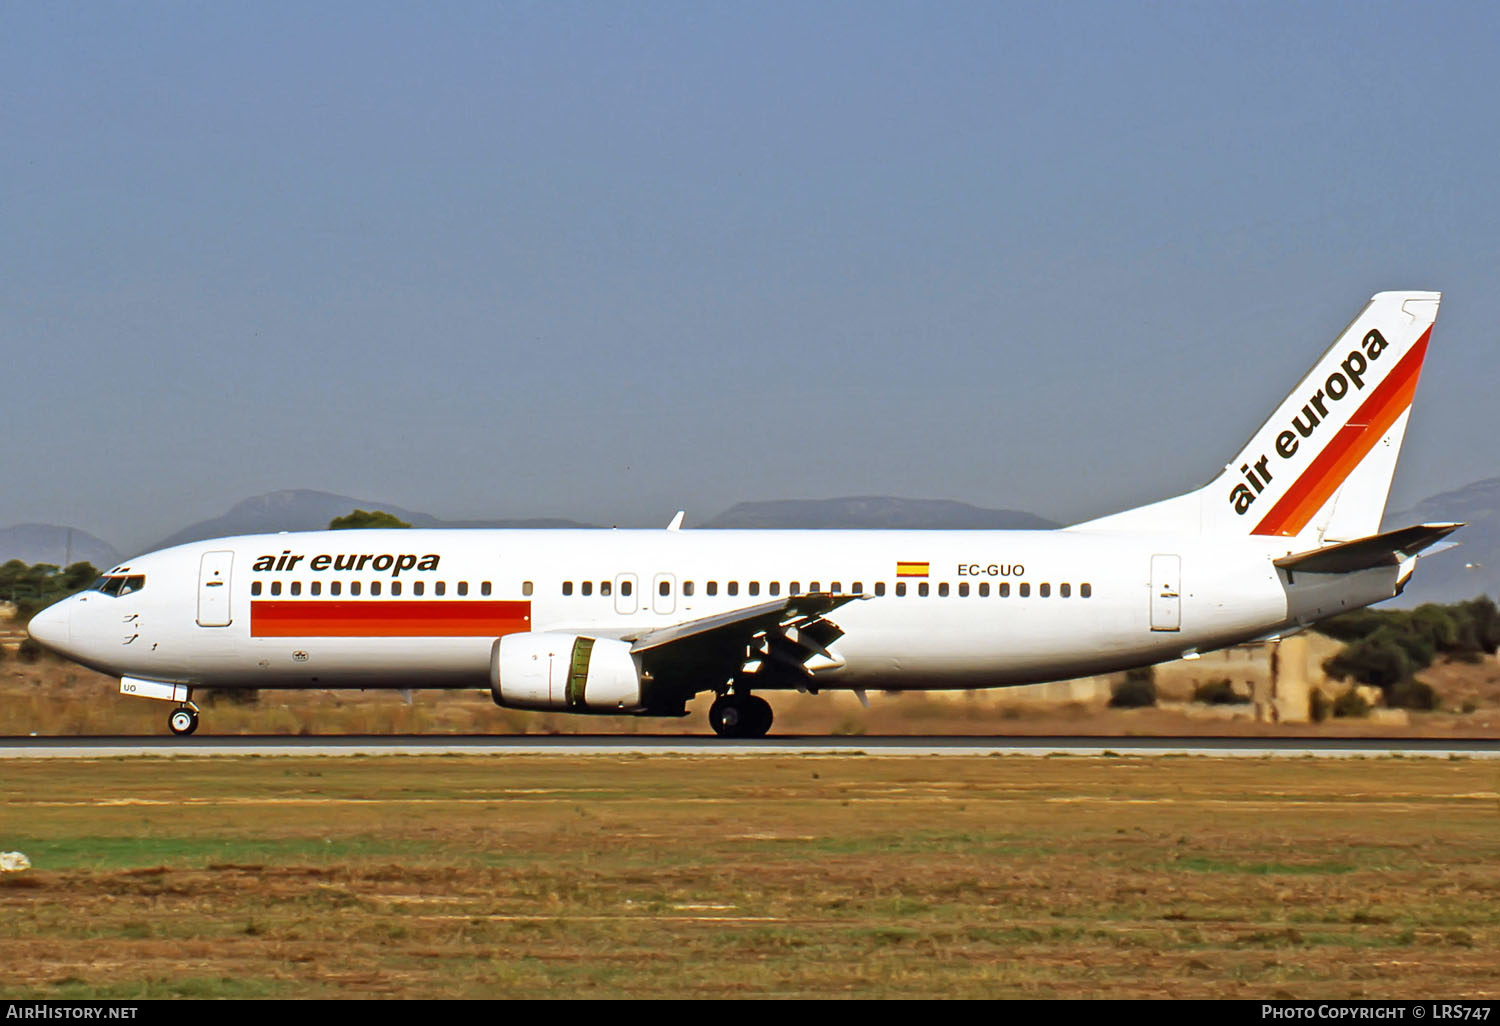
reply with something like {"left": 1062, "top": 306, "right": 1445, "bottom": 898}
{"left": 624, "top": 593, "right": 858, "bottom": 652}
{"left": 617, "top": 593, "right": 862, "bottom": 693}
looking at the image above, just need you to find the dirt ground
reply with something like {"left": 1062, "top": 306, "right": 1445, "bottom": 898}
{"left": 2, "top": 636, "right": 1499, "bottom": 737}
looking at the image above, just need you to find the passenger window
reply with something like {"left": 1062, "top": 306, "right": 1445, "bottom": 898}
{"left": 1081, "top": 582, "right": 1092, "bottom": 598}
{"left": 707, "top": 581, "right": 718, "bottom": 596}
{"left": 749, "top": 582, "right": 759, "bottom": 597}
{"left": 330, "top": 581, "right": 342, "bottom": 597}
{"left": 582, "top": 581, "right": 592, "bottom": 596}
{"left": 830, "top": 582, "right": 841, "bottom": 594}
{"left": 875, "top": 582, "right": 886, "bottom": 597}
{"left": 251, "top": 581, "right": 262, "bottom": 597}
{"left": 958, "top": 582, "right": 969, "bottom": 597}
{"left": 620, "top": 580, "right": 632, "bottom": 597}
{"left": 938, "top": 582, "right": 949, "bottom": 597}
{"left": 683, "top": 581, "right": 694, "bottom": 597}
{"left": 458, "top": 582, "right": 469, "bottom": 596}
{"left": 600, "top": 580, "right": 611, "bottom": 596}
{"left": 659, "top": 580, "right": 670, "bottom": 597}
{"left": 1019, "top": 583, "right": 1031, "bottom": 598}
{"left": 852, "top": 582, "right": 863, "bottom": 595}
{"left": 1039, "top": 583, "right": 1050, "bottom": 598}
{"left": 413, "top": 581, "right": 423, "bottom": 596}
{"left": 728, "top": 581, "right": 739, "bottom": 597}
{"left": 271, "top": 582, "right": 282, "bottom": 596}
{"left": 290, "top": 582, "right": 302, "bottom": 596}
{"left": 482, "top": 582, "right": 492, "bottom": 596}
{"left": 979, "top": 582, "right": 989, "bottom": 597}
{"left": 1060, "top": 583, "right": 1071, "bottom": 598}
{"left": 919, "top": 582, "right": 930, "bottom": 597}
{"left": 371, "top": 581, "right": 382, "bottom": 596}
{"left": 790, "top": 582, "right": 800, "bottom": 594}
{"left": 435, "top": 581, "right": 446, "bottom": 596}
{"left": 809, "top": 581, "right": 820, "bottom": 593}
{"left": 350, "top": 582, "right": 361, "bottom": 596}
{"left": 896, "top": 582, "right": 907, "bottom": 597}
{"left": 563, "top": 581, "right": 574, "bottom": 596}
{"left": 999, "top": 582, "right": 1010, "bottom": 597}
{"left": 390, "top": 581, "right": 402, "bottom": 596}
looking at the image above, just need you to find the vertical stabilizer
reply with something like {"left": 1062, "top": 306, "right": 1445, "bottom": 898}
{"left": 1071, "top": 291, "right": 1440, "bottom": 542}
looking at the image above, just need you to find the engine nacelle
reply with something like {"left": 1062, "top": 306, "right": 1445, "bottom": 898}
{"left": 490, "top": 633, "right": 645, "bottom": 713}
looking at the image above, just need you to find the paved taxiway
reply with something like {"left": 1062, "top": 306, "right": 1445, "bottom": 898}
{"left": 1, "top": 735, "right": 1496, "bottom": 758}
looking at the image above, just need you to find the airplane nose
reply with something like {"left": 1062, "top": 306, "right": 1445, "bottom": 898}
{"left": 27, "top": 600, "right": 71, "bottom": 652}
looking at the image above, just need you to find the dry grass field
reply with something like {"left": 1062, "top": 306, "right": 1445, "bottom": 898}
{"left": 1, "top": 754, "right": 1497, "bottom": 999}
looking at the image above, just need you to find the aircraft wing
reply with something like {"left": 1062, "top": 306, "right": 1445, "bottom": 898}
{"left": 591, "top": 593, "right": 865, "bottom": 690}
{"left": 1273, "top": 522, "right": 1463, "bottom": 574}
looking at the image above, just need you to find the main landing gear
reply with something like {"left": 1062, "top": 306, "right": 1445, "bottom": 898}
{"left": 167, "top": 704, "right": 199, "bottom": 736}
{"left": 709, "top": 692, "right": 773, "bottom": 739}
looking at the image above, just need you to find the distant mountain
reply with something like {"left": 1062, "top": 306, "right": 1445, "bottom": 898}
{"left": 1383, "top": 477, "right": 1500, "bottom": 608}
{"left": 150, "top": 489, "right": 593, "bottom": 551}
{"left": 0, "top": 524, "right": 121, "bottom": 570}
{"left": 703, "top": 497, "right": 1059, "bottom": 530}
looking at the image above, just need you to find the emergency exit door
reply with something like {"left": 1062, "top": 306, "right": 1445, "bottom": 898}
{"left": 1150, "top": 554, "right": 1181, "bottom": 632}
{"left": 614, "top": 573, "right": 638, "bottom": 615}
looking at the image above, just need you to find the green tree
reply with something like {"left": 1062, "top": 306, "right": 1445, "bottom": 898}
{"left": 1323, "top": 631, "right": 1412, "bottom": 691}
{"left": 328, "top": 509, "right": 412, "bottom": 530}
{"left": 1332, "top": 687, "right": 1371, "bottom": 718}
{"left": 1453, "top": 597, "right": 1500, "bottom": 655}
{"left": 1109, "top": 665, "right": 1157, "bottom": 708}
{"left": 61, "top": 561, "right": 98, "bottom": 591}
{"left": 1317, "top": 596, "right": 1500, "bottom": 712}
{"left": 0, "top": 560, "right": 98, "bottom": 621}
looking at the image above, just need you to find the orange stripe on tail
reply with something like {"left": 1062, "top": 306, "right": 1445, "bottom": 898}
{"left": 1251, "top": 326, "right": 1431, "bottom": 537}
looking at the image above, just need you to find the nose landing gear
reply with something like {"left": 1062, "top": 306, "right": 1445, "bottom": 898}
{"left": 708, "top": 692, "right": 773, "bottom": 738}
{"left": 167, "top": 705, "right": 199, "bottom": 736}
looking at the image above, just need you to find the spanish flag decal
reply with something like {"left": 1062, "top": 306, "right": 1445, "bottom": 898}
{"left": 896, "top": 561, "right": 930, "bottom": 578}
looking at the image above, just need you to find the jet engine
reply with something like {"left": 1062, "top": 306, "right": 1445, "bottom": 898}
{"left": 490, "top": 633, "right": 645, "bottom": 713}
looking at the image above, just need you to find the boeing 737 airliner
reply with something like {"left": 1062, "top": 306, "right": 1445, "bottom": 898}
{"left": 28, "top": 291, "right": 1460, "bottom": 737}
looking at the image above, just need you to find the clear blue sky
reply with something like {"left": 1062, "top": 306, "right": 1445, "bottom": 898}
{"left": 4, "top": 1, "right": 1497, "bottom": 552}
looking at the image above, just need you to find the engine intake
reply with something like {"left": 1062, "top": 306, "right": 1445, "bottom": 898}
{"left": 490, "top": 633, "right": 645, "bottom": 713}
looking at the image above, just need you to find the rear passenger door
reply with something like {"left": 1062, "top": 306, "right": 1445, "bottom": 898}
{"left": 1149, "top": 554, "right": 1180, "bottom": 632}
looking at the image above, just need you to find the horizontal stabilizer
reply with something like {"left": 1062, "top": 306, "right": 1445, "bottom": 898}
{"left": 1272, "top": 522, "right": 1462, "bottom": 574}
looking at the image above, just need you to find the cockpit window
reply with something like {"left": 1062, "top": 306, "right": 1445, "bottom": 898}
{"left": 91, "top": 575, "right": 145, "bottom": 597}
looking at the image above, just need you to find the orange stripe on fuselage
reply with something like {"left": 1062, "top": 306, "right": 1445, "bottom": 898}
{"left": 251, "top": 600, "right": 531, "bottom": 638}
{"left": 1251, "top": 327, "right": 1431, "bottom": 537}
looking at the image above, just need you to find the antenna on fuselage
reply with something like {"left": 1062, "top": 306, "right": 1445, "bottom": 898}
{"left": 666, "top": 511, "right": 685, "bottom": 532}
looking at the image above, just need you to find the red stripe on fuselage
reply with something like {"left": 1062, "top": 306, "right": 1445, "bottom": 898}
{"left": 251, "top": 600, "right": 532, "bottom": 637}
{"left": 1251, "top": 326, "right": 1431, "bottom": 537}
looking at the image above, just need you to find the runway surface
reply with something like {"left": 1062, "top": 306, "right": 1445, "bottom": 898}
{"left": 1, "top": 734, "right": 1497, "bottom": 758}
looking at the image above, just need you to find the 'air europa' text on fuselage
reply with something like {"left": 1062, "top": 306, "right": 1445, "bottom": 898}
{"left": 250, "top": 551, "right": 442, "bottom": 576}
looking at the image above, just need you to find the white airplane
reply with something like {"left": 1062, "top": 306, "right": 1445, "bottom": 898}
{"left": 28, "top": 291, "right": 1460, "bottom": 738}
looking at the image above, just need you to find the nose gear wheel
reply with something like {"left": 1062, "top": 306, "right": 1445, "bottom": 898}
{"left": 168, "top": 706, "right": 199, "bottom": 736}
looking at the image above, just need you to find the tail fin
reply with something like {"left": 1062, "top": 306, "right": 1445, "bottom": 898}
{"left": 1071, "top": 291, "right": 1440, "bottom": 542}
